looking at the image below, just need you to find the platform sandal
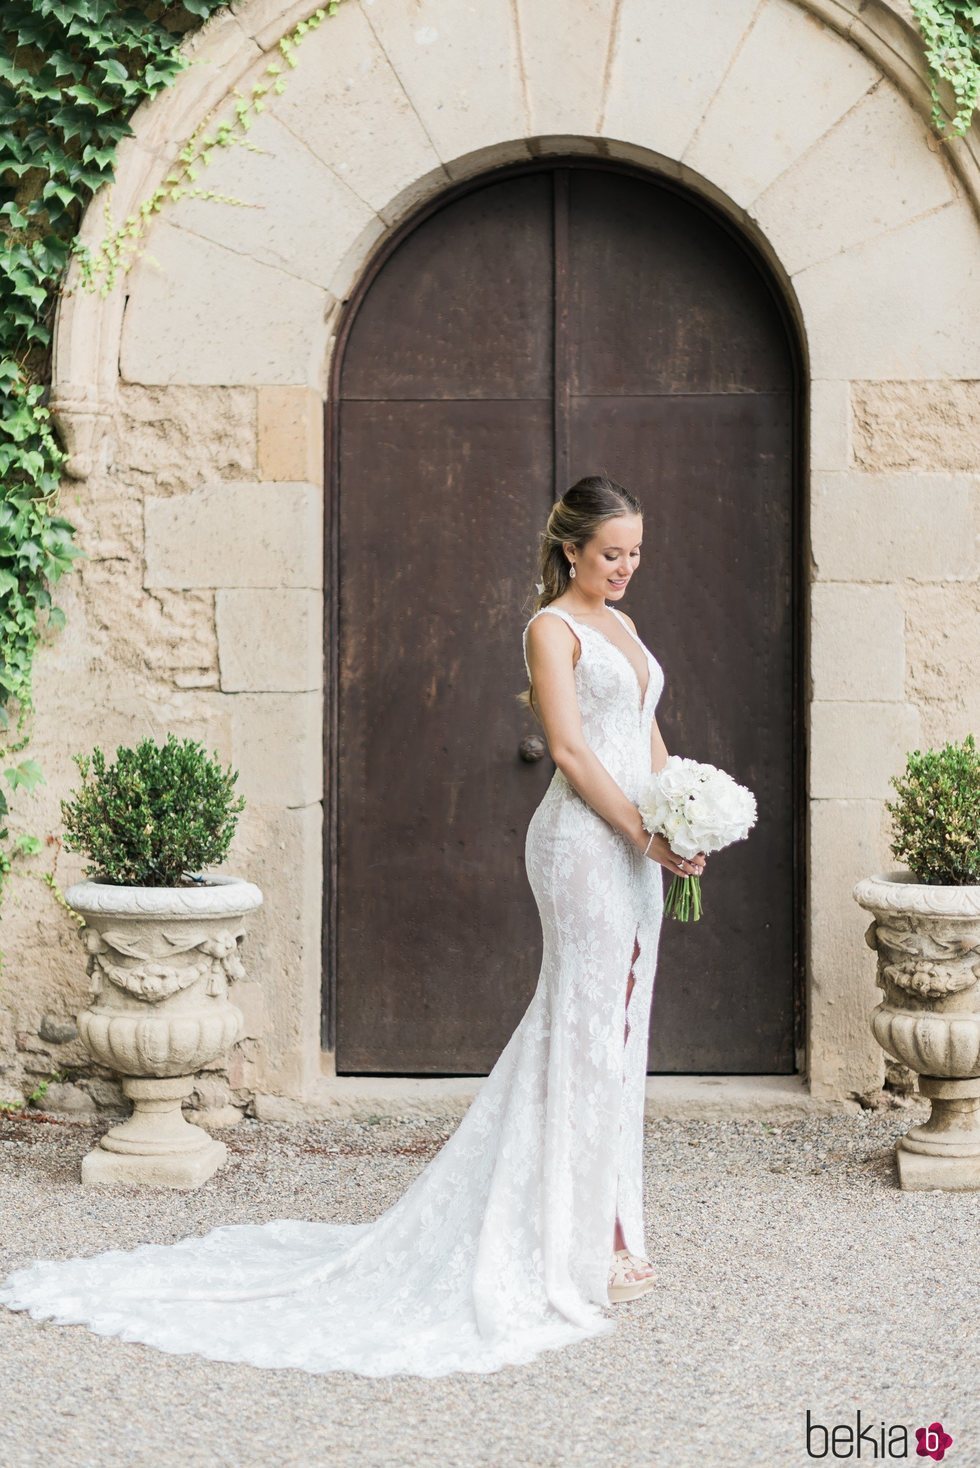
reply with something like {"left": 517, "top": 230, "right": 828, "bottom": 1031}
{"left": 608, "top": 1247, "right": 656, "bottom": 1303}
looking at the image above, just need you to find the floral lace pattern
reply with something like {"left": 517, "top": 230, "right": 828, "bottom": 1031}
{"left": 0, "top": 605, "right": 665, "bottom": 1379}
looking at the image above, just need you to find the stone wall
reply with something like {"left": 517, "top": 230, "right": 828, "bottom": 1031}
{"left": 0, "top": 382, "right": 324, "bottom": 1120}
{"left": 3, "top": 0, "right": 979, "bottom": 1120}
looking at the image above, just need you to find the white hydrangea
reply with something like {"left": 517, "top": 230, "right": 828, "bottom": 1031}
{"left": 638, "top": 755, "right": 757, "bottom": 861}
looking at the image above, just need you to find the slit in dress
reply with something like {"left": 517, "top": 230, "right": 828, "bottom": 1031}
{"left": 624, "top": 927, "right": 640, "bottom": 1047}
{"left": 613, "top": 925, "right": 643, "bottom": 1250}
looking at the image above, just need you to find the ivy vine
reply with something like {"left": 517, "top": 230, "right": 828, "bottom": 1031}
{"left": 0, "top": 0, "right": 234, "bottom": 917}
{"left": 910, "top": 0, "right": 980, "bottom": 138}
{"left": 0, "top": 0, "right": 340, "bottom": 932}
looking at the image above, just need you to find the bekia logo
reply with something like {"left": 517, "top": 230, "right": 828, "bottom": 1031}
{"left": 805, "top": 1410, "right": 954, "bottom": 1460}
{"left": 916, "top": 1423, "right": 954, "bottom": 1461}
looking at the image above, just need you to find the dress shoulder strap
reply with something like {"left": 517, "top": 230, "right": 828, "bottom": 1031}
{"left": 521, "top": 606, "right": 582, "bottom": 682}
{"left": 606, "top": 604, "right": 645, "bottom": 650}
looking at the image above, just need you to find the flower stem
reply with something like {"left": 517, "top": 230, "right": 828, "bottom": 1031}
{"left": 664, "top": 873, "right": 703, "bottom": 922}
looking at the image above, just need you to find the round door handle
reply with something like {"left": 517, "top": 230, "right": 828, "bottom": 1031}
{"left": 519, "top": 734, "right": 547, "bottom": 762}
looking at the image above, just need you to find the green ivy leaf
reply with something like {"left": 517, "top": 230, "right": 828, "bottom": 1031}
{"left": 5, "top": 759, "right": 45, "bottom": 794}
{"left": 0, "top": 204, "right": 29, "bottom": 229}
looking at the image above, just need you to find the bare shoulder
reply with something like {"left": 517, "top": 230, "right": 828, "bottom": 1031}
{"left": 524, "top": 609, "right": 581, "bottom": 660}
{"left": 615, "top": 608, "right": 638, "bottom": 634}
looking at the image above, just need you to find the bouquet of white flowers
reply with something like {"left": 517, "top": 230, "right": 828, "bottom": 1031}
{"left": 637, "top": 756, "right": 758, "bottom": 921}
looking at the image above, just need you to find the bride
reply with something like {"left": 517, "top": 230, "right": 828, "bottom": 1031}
{"left": 0, "top": 473, "right": 706, "bottom": 1378}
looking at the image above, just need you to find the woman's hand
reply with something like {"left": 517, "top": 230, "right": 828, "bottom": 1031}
{"left": 638, "top": 833, "right": 707, "bottom": 879}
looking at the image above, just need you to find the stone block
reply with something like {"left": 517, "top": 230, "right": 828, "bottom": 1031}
{"left": 38, "top": 1013, "right": 80, "bottom": 1045}
{"left": 141, "top": 587, "right": 219, "bottom": 690}
{"left": 517, "top": 0, "right": 617, "bottom": 135}
{"left": 684, "top": 0, "right": 878, "bottom": 207}
{"left": 228, "top": 802, "right": 323, "bottom": 1096}
{"left": 82, "top": 1078, "right": 127, "bottom": 1111}
{"left": 228, "top": 691, "right": 322, "bottom": 806}
{"left": 810, "top": 379, "right": 851, "bottom": 473}
{"left": 121, "top": 221, "right": 330, "bottom": 387}
{"left": 112, "top": 385, "right": 257, "bottom": 492}
{"left": 602, "top": 0, "right": 762, "bottom": 162}
{"left": 753, "top": 79, "right": 953, "bottom": 274}
{"left": 852, "top": 381, "right": 980, "bottom": 472}
{"left": 270, "top": 1, "right": 446, "bottom": 217}
{"left": 20, "top": 1054, "right": 59, "bottom": 1077}
{"left": 810, "top": 583, "right": 905, "bottom": 701}
{"left": 792, "top": 202, "right": 980, "bottom": 379}
{"left": 899, "top": 581, "right": 980, "bottom": 748}
{"left": 357, "top": 0, "right": 528, "bottom": 167}
{"left": 35, "top": 1081, "right": 96, "bottom": 1115}
{"left": 78, "top": 559, "right": 218, "bottom": 689}
{"left": 216, "top": 588, "right": 322, "bottom": 692}
{"left": 811, "top": 471, "right": 977, "bottom": 582}
{"left": 807, "top": 798, "right": 896, "bottom": 1099}
{"left": 257, "top": 386, "right": 323, "bottom": 484}
{"left": 168, "top": 112, "right": 378, "bottom": 293}
{"left": 810, "top": 699, "right": 921, "bottom": 800}
{"left": 39, "top": 677, "right": 236, "bottom": 798}
{"left": 145, "top": 481, "right": 323, "bottom": 590}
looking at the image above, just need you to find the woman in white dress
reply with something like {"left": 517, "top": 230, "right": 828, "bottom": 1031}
{"left": 0, "top": 474, "right": 706, "bottom": 1379}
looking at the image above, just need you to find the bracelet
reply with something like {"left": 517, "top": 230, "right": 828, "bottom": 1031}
{"left": 642, "top": 829, "right": 655, "bottom": 857}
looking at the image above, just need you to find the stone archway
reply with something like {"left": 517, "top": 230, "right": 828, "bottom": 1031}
{"left": 38, "top": 0, "right": 980, "bottom": 1111}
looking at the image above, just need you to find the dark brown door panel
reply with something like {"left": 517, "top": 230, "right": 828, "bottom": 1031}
{"left": 327, "top": 160, "right": 803, "bottom": 1075}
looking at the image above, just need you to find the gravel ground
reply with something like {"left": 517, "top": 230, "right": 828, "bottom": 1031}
{"left": 0, "top": 1098, "right": 976, "bottom": 1468}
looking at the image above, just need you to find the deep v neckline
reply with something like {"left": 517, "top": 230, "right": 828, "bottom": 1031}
{"left": 557, "top": 604, "right": 651, "bottom": 711}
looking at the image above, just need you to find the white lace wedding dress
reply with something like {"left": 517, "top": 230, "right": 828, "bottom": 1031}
{"left": 0, "top": 603, "right": 665, "bottom": 1378}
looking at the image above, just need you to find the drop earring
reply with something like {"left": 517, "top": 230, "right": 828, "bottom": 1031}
{"left": 569, "top": 563, "right": 576, "bottom": 579}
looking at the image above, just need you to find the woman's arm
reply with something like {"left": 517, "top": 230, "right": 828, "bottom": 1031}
{"left": 524, "top": 615, "right": 648, "bottom": 852}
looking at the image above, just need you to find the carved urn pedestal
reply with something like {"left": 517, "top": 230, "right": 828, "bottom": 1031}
{"left": 66, "top": 875, "right": 263, "bottom": 1190}
{"left": 853, "top": 871, "right": 980, "bottom": 1192}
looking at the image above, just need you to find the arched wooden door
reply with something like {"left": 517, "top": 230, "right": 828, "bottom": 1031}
{"left": 325, "top": 159, "right": 802, "bottom": 1076}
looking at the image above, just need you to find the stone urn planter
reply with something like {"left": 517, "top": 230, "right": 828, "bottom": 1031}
{"left": 854, "top": 869, "right": 980, "bottom": 1191}
{"left": 59, "top": 731, "right": 260, "bottom": 1190}
{"left": 67, "top": 874, "right": 263, "bottom": 1188}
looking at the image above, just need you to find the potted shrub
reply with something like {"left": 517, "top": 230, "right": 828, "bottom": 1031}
{"left": 61, "top": 733, "right": 262, "bottom": 1190}
{"left": 853, "top": 734, "right": 980, "bottom": 1192}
